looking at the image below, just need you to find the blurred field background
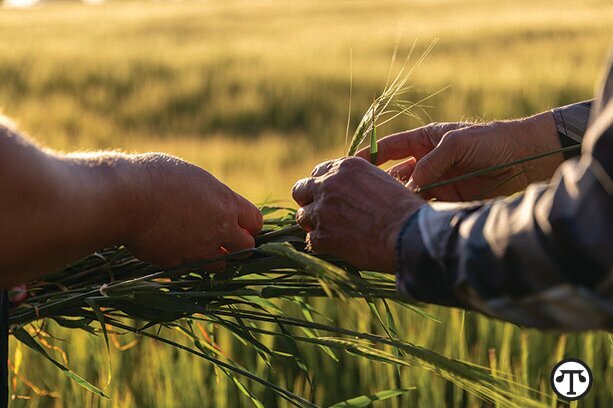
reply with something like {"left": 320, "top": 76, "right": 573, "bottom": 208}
{"left": 2, "top": 0, "right": 612, "bottom": 407}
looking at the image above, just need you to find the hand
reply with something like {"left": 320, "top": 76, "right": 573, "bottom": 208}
{"left": 357, "top": 112, "right": 563, "bottom": 201}
{"left": 292, "top": 157, "right": 424, "bottom": 273}
{"left": 0, "top": 121, "right": 262, "bottom": 287}
{"left": 122, "top": 154, "right": 263, "bottom": 269}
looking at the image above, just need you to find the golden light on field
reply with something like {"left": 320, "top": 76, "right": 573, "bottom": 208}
{"left": 3, "top": 0, "right": 106, "bottom": 7}
{"left": 3, "top": 0, "right": 39, "bottom": 8}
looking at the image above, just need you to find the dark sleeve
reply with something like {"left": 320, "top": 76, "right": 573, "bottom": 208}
{"left": 551, "top": 101, "right": 592, "bottom": 160}
{"left": 396, "top": 63, "right": 613, "bottom": 331}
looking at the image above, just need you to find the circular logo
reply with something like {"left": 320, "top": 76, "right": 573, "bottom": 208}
{"left": 550, "top": 358, "right": 593, "bottom": 400}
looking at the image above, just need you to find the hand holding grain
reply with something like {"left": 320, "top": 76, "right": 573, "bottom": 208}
{"left": 357, "top": 112, "right": 563, "bottom": 201}
{"left": 292, "top": 157, "right": 424, "bottom": 273}
{"left": 0, "top": 122, "right": 263, "bottom": 287}
{"left": 123, "top": 154, "right": 263, "bottom": 269}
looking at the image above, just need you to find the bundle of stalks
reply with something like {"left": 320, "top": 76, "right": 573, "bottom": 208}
{"left": 8, "top": 210, "right": 548, "bottom": 408}
{"left": 7, "top": 43, "right": 568, "bottom": 407}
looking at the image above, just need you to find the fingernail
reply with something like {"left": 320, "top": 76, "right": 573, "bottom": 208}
{"left": 406, "top": 178, "right": 418, "bottom": 191}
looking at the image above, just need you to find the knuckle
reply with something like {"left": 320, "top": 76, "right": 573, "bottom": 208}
{"left": 306, "top": 232, "right": 319, "bottom": 251}
{"left": 440, "top": 130, "right": 462, "bottom": 148}
{"left": 292, "top": 177, "right": 311, "bottom": 194}
{"left": 427, "top": 121, "right": 441, "bottom": 131}
{"left": 307, "top": 232, "right": 326, "bottom": 253}
{"left": 425, "top": 122, "right": 468, "bottom": 144}
{"left": 295, "top": 206, "right": 308, "bottom": 221}
{"left": 253, "top": 209, "right": 264, "bottom": 226}
{"left": 426, "top": 121, "right": 447, "bottom": 135}
{"left": 424, "top": 122, "right": 447, "bottom": 144}
{"left": 440, "top": 129, "right": 473, "bottom": 160}
{"left": 291, "top": 180, "right": 302, "bottom": 195}
{"left": 415, "top": 157, "right": 436, "bottom": 177}
{"left": 144, "top": 152, "right": 184, "bottom": 168}
{"left": 319, "top": 175, "right": 341, "bottom": 192}
{"left": 311, "top": 160, "right": 334, "bottom": 177}
{"left": 322, "top": 173, "right": 337, "bottom": 185}
{"left": 310, "top": 165, "right": 321, "bottom": 177}
{"left": 237, "top": 234, "right": 256, "bottom": 249}
{"left": 338, "top": 156, "right": 364, "bottom": 170}
{"left": 313, "top": 199, "right": 326, "bottom": 215}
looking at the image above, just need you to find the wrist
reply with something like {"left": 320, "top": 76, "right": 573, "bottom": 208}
{"left": 55, "top": 152, "right": 148, "bottom": 248}
{"left": 109, "top": 154, "right": 160, "bottom": 246}
{"left": 518, "top": 111, "right": 563, "bottom": 151}
{"left": 383, "top": 198, "right": 425, "bottom": 273}
{"left": 513, "top": 111, "right": 564, "bottom": 180}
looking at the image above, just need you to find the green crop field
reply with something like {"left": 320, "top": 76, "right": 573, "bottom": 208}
{"left": 2, "top": 0, "right": 612, "bottom": 407}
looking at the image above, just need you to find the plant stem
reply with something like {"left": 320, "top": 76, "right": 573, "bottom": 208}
{"left": 415, "top": 145, "right": 580, "bottom": 194}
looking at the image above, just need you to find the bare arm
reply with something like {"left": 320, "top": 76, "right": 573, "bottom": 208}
{"left": 0, "top": 121, "right": 263, "bottom": 288}
{"left": 0, "top": 124, "right": 127, "bottom": 283}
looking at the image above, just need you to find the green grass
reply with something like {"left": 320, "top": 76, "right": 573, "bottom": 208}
{"left": 3, "top": 0, "right": 613, "bottom": 407}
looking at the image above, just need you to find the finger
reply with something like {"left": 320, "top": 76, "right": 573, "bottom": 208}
{"left": 158, "top": 246, "right": 226, "bottom": 272}
{"left": 204, "top": 258, "right": 227, "bottom": 272}
{"left": 387, "top": 157, "right": 417, "bottom": 183}
{"left": 200, "top": 247, "right": 227, "bottom": 272}
{"left": 356, "top": 127, "right": 433, "bottom": 165}
{"left": 296, "top": 205, "right": 316, "bottom": 232}
{"left": 223, "top": 228, "right": 256, "bottom": 254}
{"left": 292, "top": 177, "right": 317, "bottom": 206}
{"left": 305, "top": 231, "right": 322, "bottom": 253}
{"left": 406, "top": 133, "right": 464, "bottom": 191}
{"left": 305, "top": 231, "right": 332, "bottom": 255}
{"left": 310, "top": 160, "right": 336, "bottom": 177}
{"left": 236, "top": 194, "right": 264, "bottom": 235}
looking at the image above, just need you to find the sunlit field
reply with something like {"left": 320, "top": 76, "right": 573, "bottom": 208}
{"left": 2, "top": 0, "right": 612, "bottom": 407}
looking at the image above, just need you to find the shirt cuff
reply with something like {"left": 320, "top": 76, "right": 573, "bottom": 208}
{"left": 551, "top": 101, "right": 592, "bottom": 160}
{"left": 395, "top": 202, "right": 480, "bottom": 307}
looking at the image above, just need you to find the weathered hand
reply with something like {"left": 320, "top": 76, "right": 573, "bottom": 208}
{"left": 357, "top": 112, "right": 563, "bottom": 201}
{"left": 292, "top": 157, "right": 424, "bottom": 273}
{"left": 123, "top": 154, "right": 263, "bottom": 269}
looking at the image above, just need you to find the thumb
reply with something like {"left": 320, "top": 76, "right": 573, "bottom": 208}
{"left": 236, "top": 194, "right": 264, "bottom": 235}
{"left": 407, "top": 135, "right": 463, "bottom": 191}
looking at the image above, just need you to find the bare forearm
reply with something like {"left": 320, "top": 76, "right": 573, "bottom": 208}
{"left": 0, "top": 122, "right": 264, "bottom": 287}
{"left": 516, "top": 110, "right": 564, "bottom": 181}
{"left": 0, "top": 125, "right": 138, "bottom": 287}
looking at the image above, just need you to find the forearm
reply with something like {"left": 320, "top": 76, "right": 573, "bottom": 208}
{"left": 396, "top": 159, "right": 612, "bottom": 330}
{"left": 0, "top": 126, "right": 142, "bottom": 287}
{"left": 513, "top": 110, "right": 564, "bottom": 183}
